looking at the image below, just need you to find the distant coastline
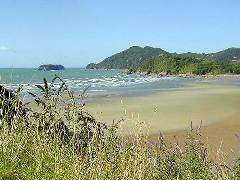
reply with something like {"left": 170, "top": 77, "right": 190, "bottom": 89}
{"left": 86, "top": 46, "right": 240, "bottom": 70}
{"left": 132, "top": 70, "right": 240, "bottom": 80}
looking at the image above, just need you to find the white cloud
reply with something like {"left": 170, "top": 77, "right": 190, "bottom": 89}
{"left": 0, "top": 46, "right": 15, "bottom": 52}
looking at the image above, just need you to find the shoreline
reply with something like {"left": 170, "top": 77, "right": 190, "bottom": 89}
{"left": 85, "top": 80, "right": 240, "bottom": 160}
{"left": 86, "top": 82, "right": 240, "bottom": 134}
{"left": 86, "top": 73, "right": 240, "bottom": 103}
{"left": 134, "top": 71, "right": 240, "bottom": 80}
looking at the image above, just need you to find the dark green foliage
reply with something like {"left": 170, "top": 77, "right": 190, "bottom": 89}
{"left": 178, "top": 48, "right": 240, "bottom": 62}
{"left": 136, "top": 54, "right": 199, "bottom": 75}
{"left": 192, "top": 60, "right": 221, "bottom": 75}
{"left": 231, "top": 63, "right": 240, "bottom": 74}
{"left": 135, "top": 54, "right": 240, "bottom": 75}
{"left": 86, "top": 46, "right": 240, "bottom": 70}
{"left": 86, "top": 46, "right": 169, "bottom": 69}
{"left": 86, "top": 63, "right": 97, "bottom": 69}
{"left": 207, "top": 48, "right": 240, "bottom": 62}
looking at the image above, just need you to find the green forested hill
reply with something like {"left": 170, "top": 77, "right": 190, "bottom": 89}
{"left": 86, "top": 46, "right": 240, "bottom": 70}
{"left": 206, "top": 48, "right": 240, "bottom": 62}
{"left": 86, "top": 46, "right": 169, "bottom": 69}
{"left": 134, "top": 54, "right": 240, "bottom": 75}
{"left": 178, "top": 48, "right": 240, "bottom": 62}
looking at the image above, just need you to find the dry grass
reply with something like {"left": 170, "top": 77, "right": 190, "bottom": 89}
{"left": 0, "top": 78, "right": 240, "bottom": 179}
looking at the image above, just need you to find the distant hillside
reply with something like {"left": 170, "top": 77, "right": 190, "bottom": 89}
{"left": 176, "top": 52, "right": 207, "bottom": 59}
{"left": 207, "top": 48, "right": 240, "bottom": 62}
{"left": 178, "top": 48, "right": 240, "bottom": 62}
{"left": 134, "top": 54, "right": 240, "bottom": 75}
{"left": 86, "top": 46, "right": 168, "bottom": 69}
{"left": 38, "top": 64, "right": 65, "bottom": 71}
{"left": 86, "top": 46, "right": 240, "bottom": 70}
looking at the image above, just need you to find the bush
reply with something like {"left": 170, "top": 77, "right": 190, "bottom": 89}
{"left": 0, "top": 77, "right": 240, "bottom": 179}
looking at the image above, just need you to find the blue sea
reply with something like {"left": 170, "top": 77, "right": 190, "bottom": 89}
{"left": 0, "top": 68, "right": 202, "bottom": 98}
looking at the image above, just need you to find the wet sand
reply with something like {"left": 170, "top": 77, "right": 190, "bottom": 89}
{"left": 164, "top": 111, "right": 240, "bottom": 163}
{"left": 86, "top": 82, "right": 240, "bottom": 161}
{"left": 87, "top": 82, "right": 240, "bottom": 134}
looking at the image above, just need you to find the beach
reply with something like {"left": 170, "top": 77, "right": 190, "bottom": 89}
{"left": 86, "top": 81, "right": 240, "bottom": 159}
{"left": 87, "top": 82, "right": 240, "bottom": 132}
{"left": 2, "top": 68, "right": 240, "bottom": 153}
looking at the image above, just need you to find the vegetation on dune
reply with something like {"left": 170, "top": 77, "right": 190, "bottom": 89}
{"left": 134, "top": 54, "right": 240, "bottom": 75}
{"left": 1, "top": 77, "right": 240, "bottom": 179}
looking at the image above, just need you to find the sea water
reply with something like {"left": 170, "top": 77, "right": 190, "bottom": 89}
{"left": 0, "top": 68, "right": 199, "bottom": 98}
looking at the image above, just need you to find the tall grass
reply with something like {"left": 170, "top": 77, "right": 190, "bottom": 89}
{"left": 0, "top": 77, "right": 240, "bottom": 179}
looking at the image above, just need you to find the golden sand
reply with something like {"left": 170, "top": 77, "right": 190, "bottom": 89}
{"left": 87, "top": 83, "right": 240, "bottom": 134}
{"left": 86, "top": 82, "right": 240, "bottom": 161}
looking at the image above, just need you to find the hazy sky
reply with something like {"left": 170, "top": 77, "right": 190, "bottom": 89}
{"left": 0, "top": 0, "right": 239, "bottom": 68}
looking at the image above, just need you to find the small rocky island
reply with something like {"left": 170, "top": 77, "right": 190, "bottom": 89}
{"left": 38, "top": 64, "right": 65, "bottom": 71}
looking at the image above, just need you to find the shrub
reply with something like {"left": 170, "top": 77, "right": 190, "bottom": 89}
{"left": 0, "top": 77, "right": 239, "bottom": 179}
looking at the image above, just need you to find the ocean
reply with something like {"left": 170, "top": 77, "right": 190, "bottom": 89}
{"left": 0, "top": 68, "right": 200, "bottom": 98}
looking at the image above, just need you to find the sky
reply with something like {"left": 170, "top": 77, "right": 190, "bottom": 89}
{"left": 0, "top": 0, "right": 240, "bottom": 68}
